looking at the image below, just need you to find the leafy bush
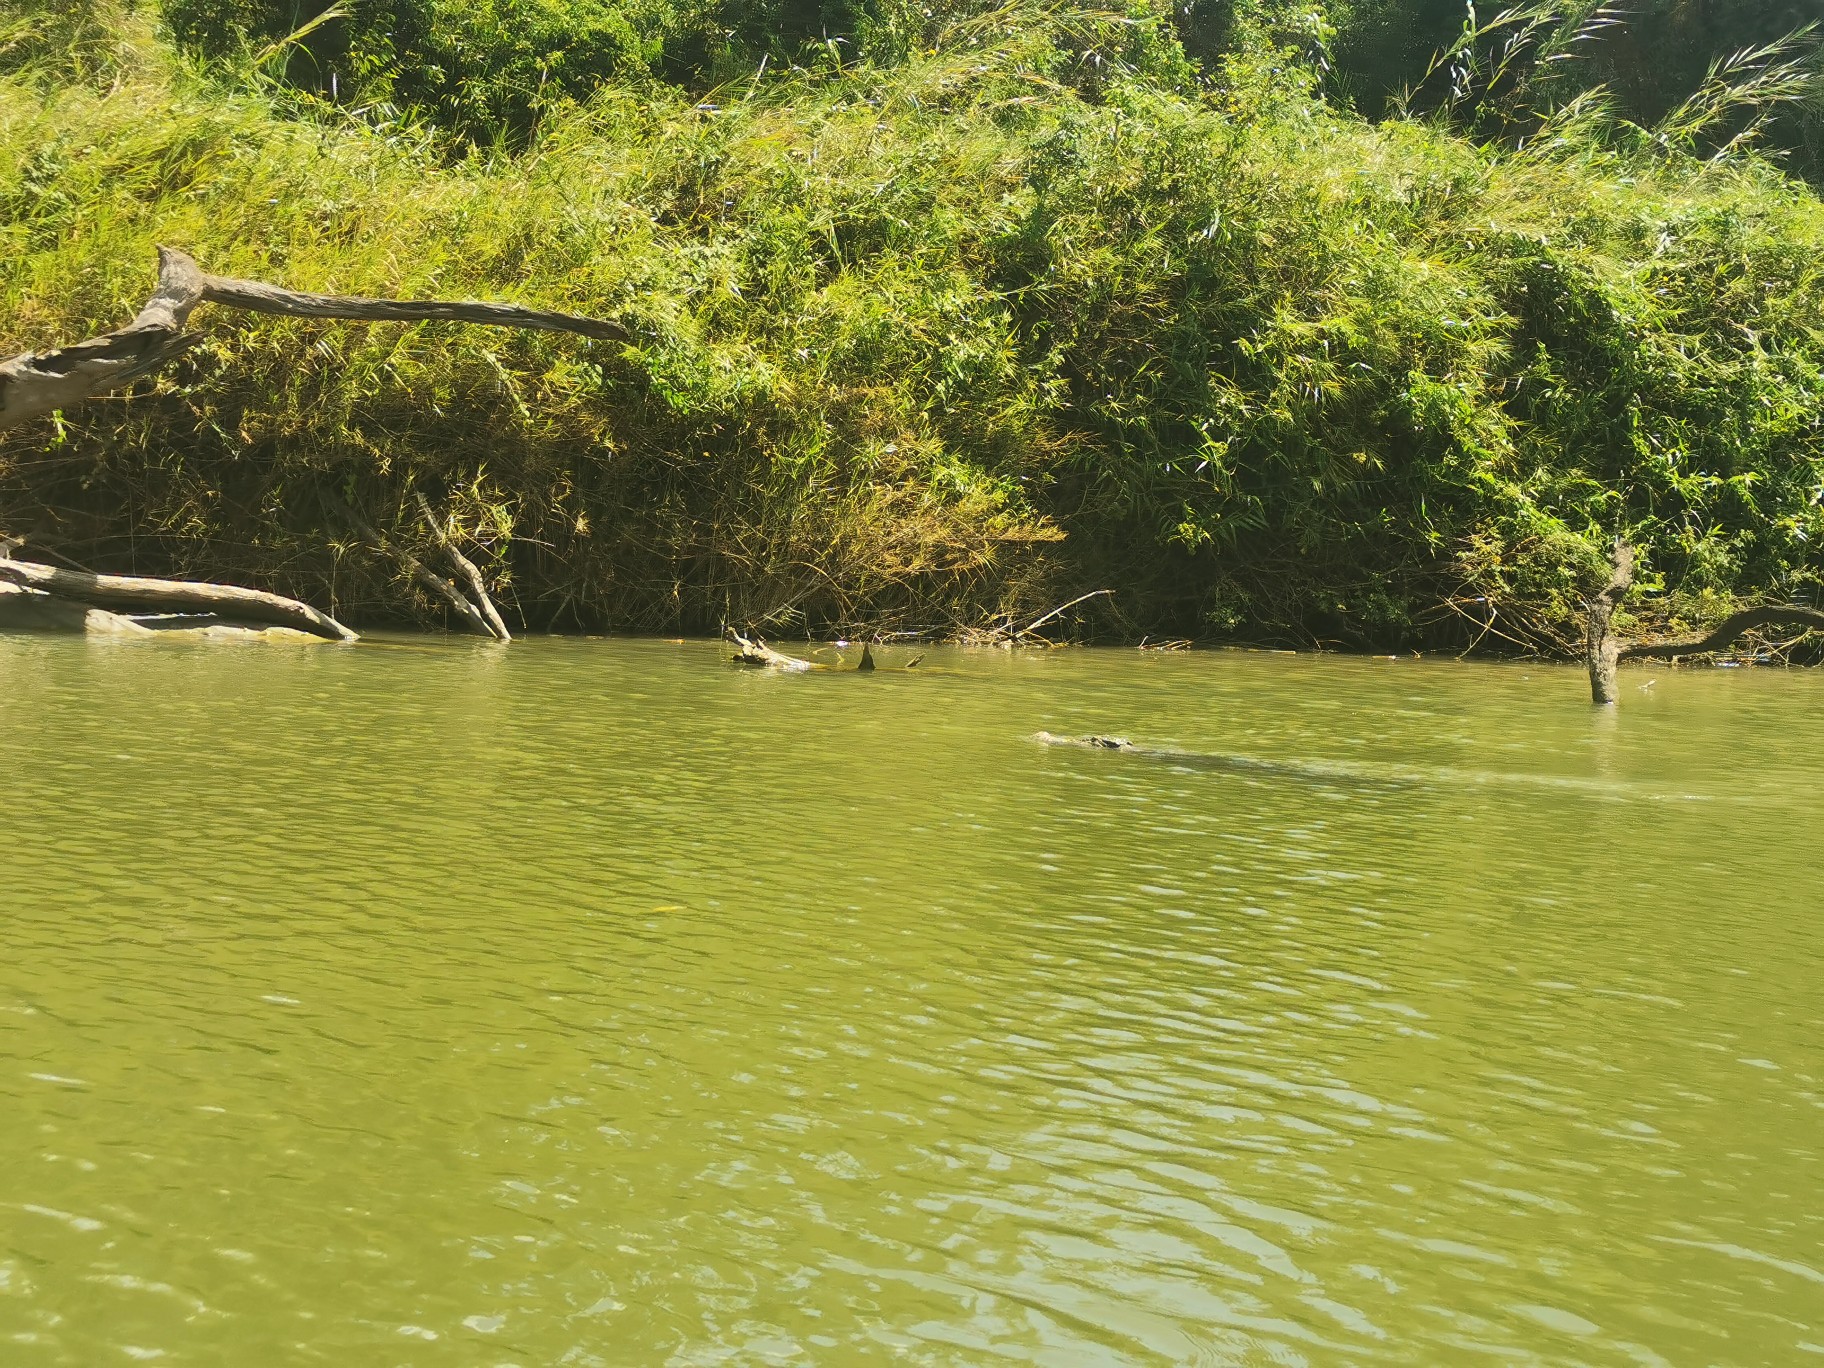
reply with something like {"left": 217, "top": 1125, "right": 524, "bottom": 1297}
{"left": 3, "top": 4, "right": 1821, "bottom": 644}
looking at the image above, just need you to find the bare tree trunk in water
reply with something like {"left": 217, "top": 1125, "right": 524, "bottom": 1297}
{"left": 1585, "top": 537, "right": 1634, "bottom": 705}
{"left": 1585, "top": 537, "right": 1824, "bottom": 702}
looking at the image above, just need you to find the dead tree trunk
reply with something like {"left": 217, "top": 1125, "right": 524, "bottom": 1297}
{"left": 1, "top": 247, "right": 627, "bottom": 636}
{"left": 0, "top": 248, "right": 208, "bottom": 434}
{"left": 1585, "top": 536, "right": 1634, "bottom": 704}
{"left": 1585, "top": 536, "right": 1824, "bottom": 701}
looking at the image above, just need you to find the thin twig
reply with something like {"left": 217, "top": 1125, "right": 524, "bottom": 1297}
{"left": 1015, "top": 588, "right": 1114, "bottom": 639}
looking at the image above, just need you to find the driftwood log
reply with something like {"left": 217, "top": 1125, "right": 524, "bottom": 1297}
{"left": 0, "top": 555, "right": 357, "bottom": 641}
{"left": 728, "top": 631, "right": 882, "bottom": 671}
{"left": 729, "top": 630, "right": 817, "bottom": 670}
{"left": 1585, "top": 538, "right": 1824, "bottom": 702}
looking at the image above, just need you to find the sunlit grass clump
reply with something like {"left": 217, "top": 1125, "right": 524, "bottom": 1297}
{"left": 2, "top": 0, "right": 1821, "bottom": 645}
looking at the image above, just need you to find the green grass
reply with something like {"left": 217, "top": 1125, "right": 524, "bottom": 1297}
{"left": 3, "top": 2, "right": 1822, "bottom": 645}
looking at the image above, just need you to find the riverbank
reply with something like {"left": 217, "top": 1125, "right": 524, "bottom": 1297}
{"left": 4, "top": 4, "right": 1822, "bottom": 651}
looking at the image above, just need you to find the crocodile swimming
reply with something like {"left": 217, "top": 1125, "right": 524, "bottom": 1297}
{"left": 1032, "top": 731, "right": 1405, "bottom": 789}
{"left": 1032, "top": 731, "right": 1720, "bottom": 803}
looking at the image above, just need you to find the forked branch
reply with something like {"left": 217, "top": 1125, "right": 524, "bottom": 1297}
{"left": 1584, "top": 535, "right": 1823, "bottom": 702}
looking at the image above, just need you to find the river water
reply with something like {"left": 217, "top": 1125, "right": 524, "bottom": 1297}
{"left": 1, "top": 636, "right": 1819, "bottom": 1365}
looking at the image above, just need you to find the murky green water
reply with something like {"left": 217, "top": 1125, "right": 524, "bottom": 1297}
{"left": 1, "top": 636, "right": 1820, "bottom": 1366}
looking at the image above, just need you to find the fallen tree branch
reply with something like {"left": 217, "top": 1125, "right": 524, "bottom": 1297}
{"left": 0, "top": 247, "right": 206, "bottom": 433}
{"left": 327, "top": 494, "right": 498, "bottom": 638}
{"left": 0, "top": 246, "right": 627, "bottom": 434}
{"left": 1014, "top": 588, "right": 1113, "bottom": 640}
{"left": 415, "top": 491, "right": 511, "bottom": 641}
{"left": 0, "top": 557, "right": 357, "bottom": 642}
{"left": 728, "top": 629, "right": 816, "bottom": 670}
{"left": 1618, "top": 605, "right": 1824, "bottom": 661}
{"left": 199, "top": 272, "right": 629, "bottom": 342}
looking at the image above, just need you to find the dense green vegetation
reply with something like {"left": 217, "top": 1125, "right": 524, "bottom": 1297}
{"left": 2, "top": 0, "right": 1821, "bottom": 646}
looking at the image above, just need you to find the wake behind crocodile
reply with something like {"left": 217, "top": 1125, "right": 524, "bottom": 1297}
{"left": 1032, "top": 731, "right": 1716, "bottom": 803}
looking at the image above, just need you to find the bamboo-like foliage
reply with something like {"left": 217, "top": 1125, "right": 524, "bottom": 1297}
{"left": 1, "top": 1, "right": 1821, "bottom": 647}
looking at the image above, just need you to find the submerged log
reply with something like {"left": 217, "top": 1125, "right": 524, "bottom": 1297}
{"left": 0, "top": 557, "right": 357, "bottom": 642}
{"left": 0, "top": 246, "right": 627, "bottom": 434}
{"left": 1033, "top": 732, "right": 1400, "bottom": 788}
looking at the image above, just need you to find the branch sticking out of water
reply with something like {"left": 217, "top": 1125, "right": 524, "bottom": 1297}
{"left": 1585, "top": 536, "right": 1824, "bottom": 703}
